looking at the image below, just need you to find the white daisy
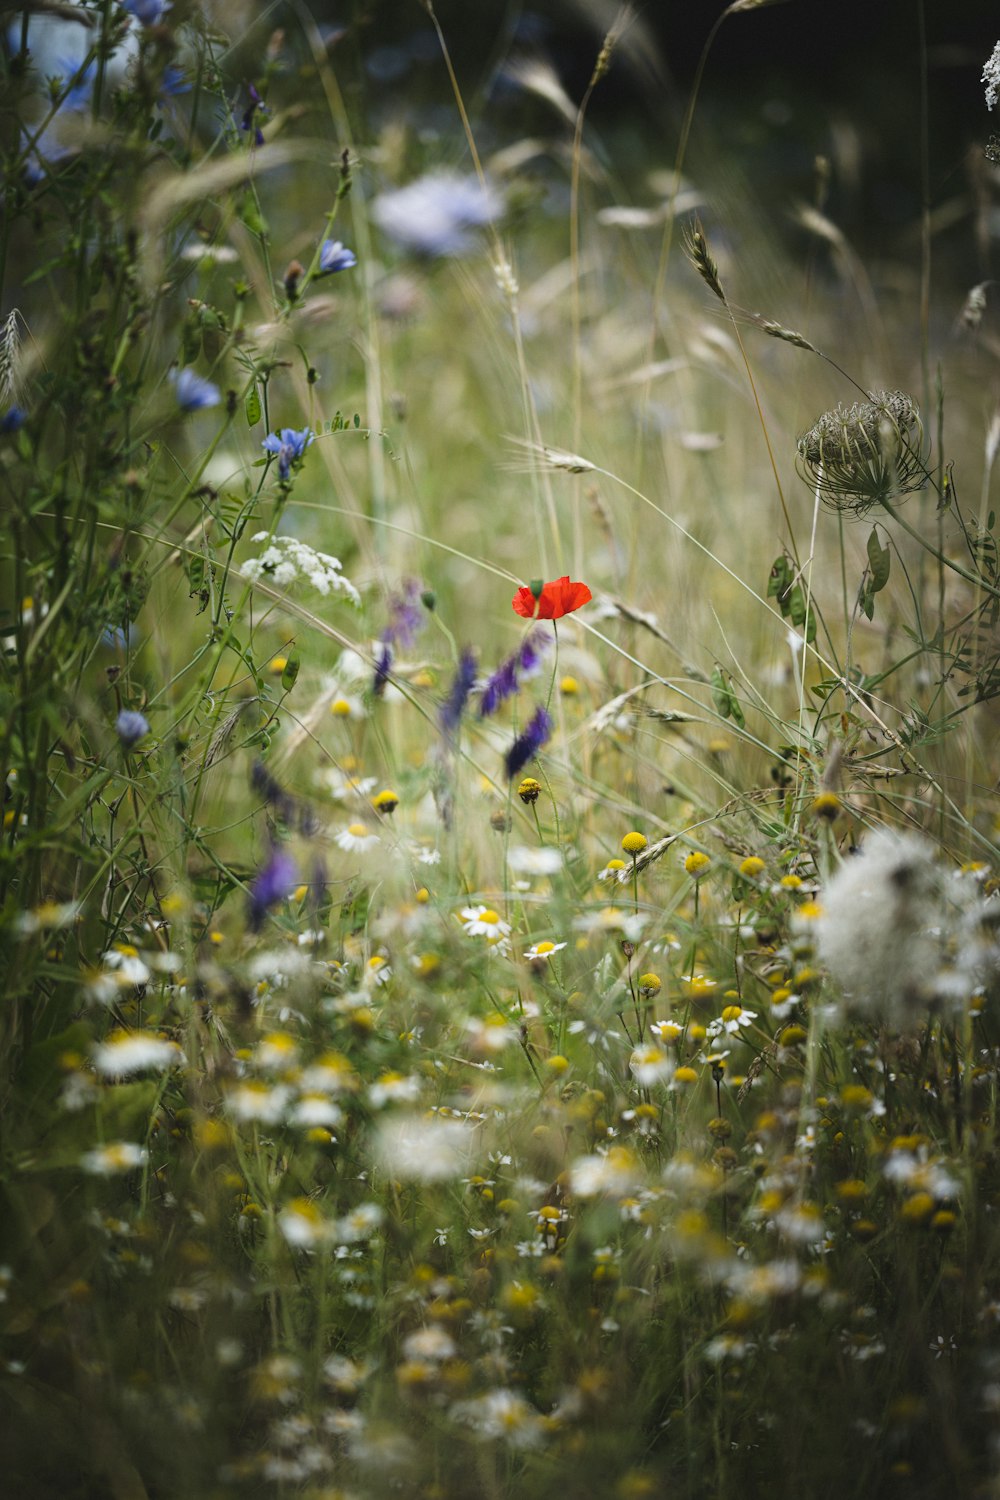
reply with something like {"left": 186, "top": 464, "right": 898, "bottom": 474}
{"left": 335, "top": 822, "right": 380, "bottom": 853}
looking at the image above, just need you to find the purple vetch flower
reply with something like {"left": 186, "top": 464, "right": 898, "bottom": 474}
{"left": 116, "top": 709, "right": 150, "bottom": 747}
{"left": 240, "top": 83, "right": 268, "bottom": 147}
{"left": 248, "top": 846, "right": 297, "bottom": 929}
{"left": 480, "top": 628, "right": 552, "bottom": 717}
{"left": 319, "top": 239, "right": 357, "bottom": 274}
{"left": 171, "top": 367, "right": 221, "bottom": 412}
{"left": 440, "top": 648, "right": 478, "bottom": 736}
{"left": 504, "top": 706, "right": 552, "bottom": 779}
{"left": 262, "top": 427, "right": 314, "bottom": 481}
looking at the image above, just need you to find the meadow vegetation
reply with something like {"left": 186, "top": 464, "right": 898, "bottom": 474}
{"left": 3, "top": 3, "right": 1000, "bottom": 1496}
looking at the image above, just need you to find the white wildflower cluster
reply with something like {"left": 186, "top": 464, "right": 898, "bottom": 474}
{"left": 278, "top": 1197, "right": 383, "bottom": 1250}
{"left": 984, "top": 42, "right": 1000, "bottom": 111}
{"left": 816, "top": 830, "right": 1000, "bottom": 1029}
{"left": 242, "top": 534, "right": 360, "bottom": 604}
{"left": 373, "top": 1112, "right": 476, "bottom": 1182}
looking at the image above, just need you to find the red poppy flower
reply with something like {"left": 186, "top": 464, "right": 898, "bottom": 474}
{"left": 512, "top": 576, "right": 592, "bottom": 621}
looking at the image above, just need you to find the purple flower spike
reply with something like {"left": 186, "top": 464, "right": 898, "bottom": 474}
{"left": 248, "top": 846, "right": 297, "bottom": 930}
{"left": 504, "top": 706, "right": 552, "bottom": 779}
{"left": 440, "top": 648, "right": 477, "bottom": 736}
{"left": 384, "top": 579, "right": 425, "bottom": 651}
{"left": 480, "top": 658, "right": 518, "bottom": 718}
{"left": 373, "top": 642, "right": 393, "bottom": 697}
{"left": 518, "top": 628, "right": 551, "bottom": 674}
{"left": 373, "top": 580, "right": 426, "bottom": 695}
{"left": 480, "top": 628, "right": 551, "bottom": 718}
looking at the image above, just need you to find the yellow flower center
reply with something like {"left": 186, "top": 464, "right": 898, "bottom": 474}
{"left": 621, "top": 832, "right": 647, "bottom": 855}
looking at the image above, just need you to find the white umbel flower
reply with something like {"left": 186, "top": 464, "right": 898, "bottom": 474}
{"left": 984, "top": 42, "right": 1000, "bottom": 111}
{"left": 242, "top": 534, "right": 360, "bottom": 604}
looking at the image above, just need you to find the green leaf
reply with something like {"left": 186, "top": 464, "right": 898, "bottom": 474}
{"left": 245, "top": 384, "right": 262, "bottom": 427}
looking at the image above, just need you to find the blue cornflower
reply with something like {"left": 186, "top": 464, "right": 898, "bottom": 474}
{"left": 504, "top": 706, "right": 552, "bottom": 779}
{"left": 55, "top": 57, "right": 95, "bottom": 112}
{"left": 122, "top": 0, "right": 171, "bottom": 23}
{"left": 171, "top": 367, "right": 221, "bottom": 412}
{"left": 319, "top": 239, "right": 357, "bottom": 274}
{"left": 262, "top": 427, "right": 314, "bottom": 481}
{"left": 480, "top": 628, "right": 552, "bottom": 717}
{"left": 440, "top": 648, "right": 478, "bottom": 737}
{"left": 0, "top": 406, "right": 26, "bottom": 434}
{"left": 240, "top": 83, "right": 268, "bottom": 147}
{"left": 116, "top": 709, "right": 150, "bottom": 748}
{"left": 159, "top": 64, "right": 190, "bottom": 98}
{"left": 248, "top": 846, "right": 297, "bottom": 930}
{"left": 20, "top": 122, "right": 70, "bottom": 185}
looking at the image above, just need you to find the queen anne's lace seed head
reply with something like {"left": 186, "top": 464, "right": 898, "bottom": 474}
{"left": 796, "top": 390, "right": 926, "bottom": 515}
{"left": 817, "top": 829, "right": 1000, "bottom": 1028}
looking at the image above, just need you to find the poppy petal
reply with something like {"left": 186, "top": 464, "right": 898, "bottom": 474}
{"left": 512, "top": 576, "right": 591, "bottom": 620}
